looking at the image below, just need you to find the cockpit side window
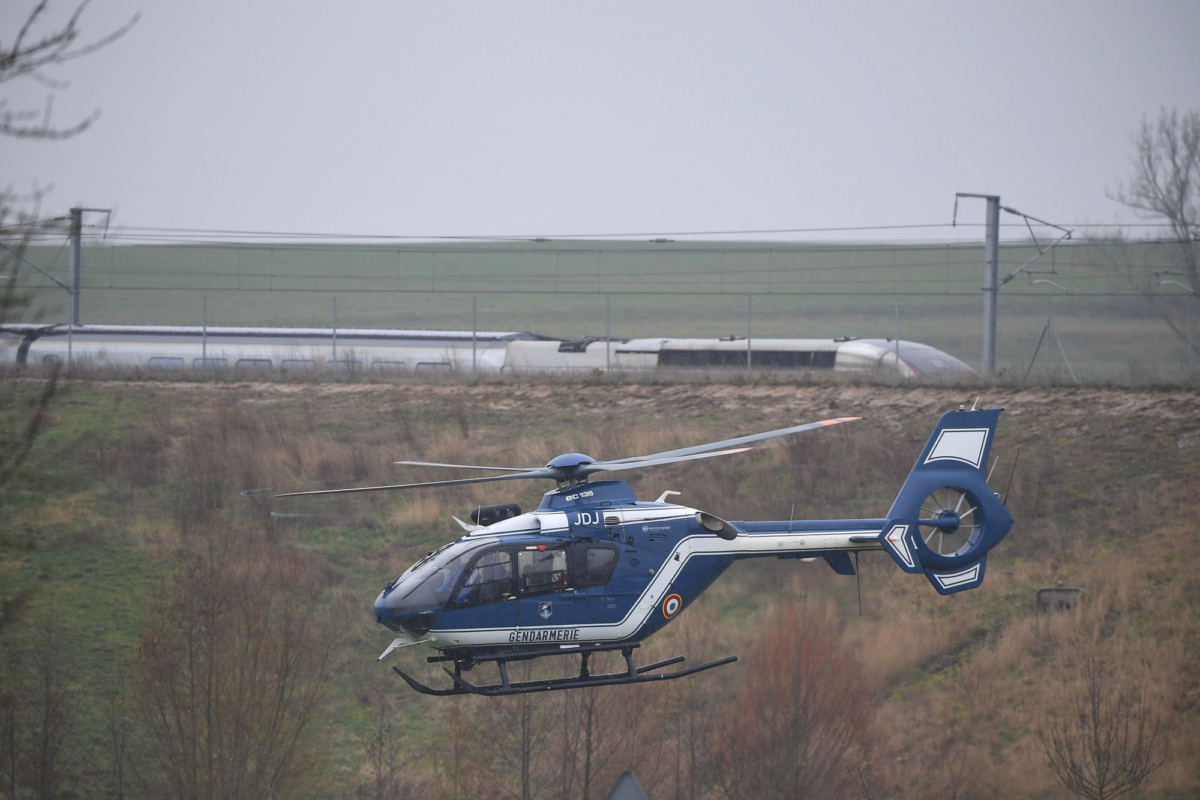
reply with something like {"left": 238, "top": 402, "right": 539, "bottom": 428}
{"left": 517, "top": 548, "right": 568, "bottom": 595}
{"left": 388, "top": 548, "right": 478, "bottom": 616}
{"left": 451, "top": 549, "right": 514, "bottom": 608}
{"left": 579, "top": 545, "right": 619, "bottom": 586}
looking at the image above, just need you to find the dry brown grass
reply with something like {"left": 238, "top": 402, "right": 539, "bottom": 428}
{"left": 17, "top": 381, "right": 1197, "bottom": 799}
{"left": 387, "top": 493, "right": 447, "bottom": 531}
{"left": 845, "top": 491, "right": 1200, "bottom": 800}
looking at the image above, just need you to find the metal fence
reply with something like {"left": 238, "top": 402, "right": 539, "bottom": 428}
{"left": 8, "top": 238, "right": 1197, "bottom": 384}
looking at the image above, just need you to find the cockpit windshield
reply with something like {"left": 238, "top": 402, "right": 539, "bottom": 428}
{"left": 385, "top": 539, "right": 496, "bottom": 617}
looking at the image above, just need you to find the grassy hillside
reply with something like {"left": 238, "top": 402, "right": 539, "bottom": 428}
{"left": 0, "top": 376, "right": 1197, "bottom": 798}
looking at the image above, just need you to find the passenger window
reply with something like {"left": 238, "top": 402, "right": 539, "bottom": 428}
{"left": 453, "top": 550, "right": 513, "bottom": 607}
{"left": 517, "top": 549, "right": 568, "bottom": 594}
{"left": 583, "top": 547, "right": 618, "bottom": 585}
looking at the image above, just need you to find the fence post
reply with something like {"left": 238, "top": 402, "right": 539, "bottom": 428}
{"left": 747, "top": 294, "right": 752, "bottom": 377}
{"left": 472, "top": 295, "right": 477, "bottom": 378}
{"left": 332, "top": 296, "right": 337, "bottom": 361}
{"left": 69, "top": 207, "right": 81, "bottom": 327}
{"left": 1188, "top": 295, "right": 1194, "bottom": 380}
{"left": 202, "top": 295, "right": 207, "bottom": 365}
{"left": 894, "top": 296, "right": 900, "bottom": 373}
{"left": 605, "top": 293, "right": 611, "bottom": 374}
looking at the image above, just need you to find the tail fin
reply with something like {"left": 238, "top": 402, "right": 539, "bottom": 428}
{"left": 878, "top": 407, "right": 1013, "bottom": 595}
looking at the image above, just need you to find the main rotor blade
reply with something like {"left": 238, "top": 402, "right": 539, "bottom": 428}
{"left": 273, "top": 468, "right": 561, "bottom": 498}
{"left": 395, "top": 460, "right": 537, "bottom": 473}
{"left": 581, "top": 447, "right": 752, "bottom": 474}
{"left": 601, "top": 416, "right": 861, "bottom": 465}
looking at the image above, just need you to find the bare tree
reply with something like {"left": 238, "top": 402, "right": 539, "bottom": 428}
{"left": 661, "top": 672, "right": 718, "bottom": 800}
{"left": 553, "top": 678, "right": 631, "bottom": 800}
{"left": 1113, "top": 108, "right": 1199, "bottom": 228}
{"left": 1, "top": 0, "right": 139, "bottom": 140}
{"left": 481, "top": 666, "right": 551, "bottom": 800}
{"left": 134, "top": 525, "right": 331, "bottom": 799}
{"left": 0, "top": 651, "right": 23, "bottom": 800}
{"left": 848, "top": 762, "right": 888, "bottom": 800}
{"left": 357, "top": 676, "right": 423, "bottom": 800}
{"left": 710, "top": 604, "right": 872, "bottom": 800}
{"left": 1, "top": 1, "right": 138, "bottom": 333}
{"left": 0, "top": 187, "right": 48, "bottom": 329}
{"left": 0, "top": 365, "right": 57, "bottom": 492}
{"left": 22, "top": 624, "right": 76, "bottom": 800}
{"left": 657, "top": 609, "right": 725, "bottom": 800}
{"left": 430, "top": 699, "right": 490, "bottom": 800}
{"left": 1035, "top": 658, "right": 1168, "bottom": 800}
{"left": 1110, "top": 108, "right": 1199, "bottom": 283}
{"left": 2, "top": 0, "right": 134, "bottom": 524}
{"left": 100, "top": 672, "right": 132, "bottom": 800}
{"left": 1107, "top": 108, "right": 1199, "bottom": 354}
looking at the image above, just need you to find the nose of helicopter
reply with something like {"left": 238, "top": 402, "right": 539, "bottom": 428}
{"left": 374, "top": 587, "right": 410, "bottom": 632}
{"left": 374, "top": 589, "right": 390, "bottom": 623}
{"left": 373, "top": 583, "right": 441, "bottom": 637}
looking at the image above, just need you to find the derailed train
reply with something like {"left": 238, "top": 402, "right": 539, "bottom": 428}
{"left": 0, "top": 324, "right": 976, "bottom": 380}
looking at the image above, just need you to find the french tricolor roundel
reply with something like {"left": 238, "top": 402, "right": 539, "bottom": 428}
{"left": 662, "top": 594, "right": 683, "bottom": 618}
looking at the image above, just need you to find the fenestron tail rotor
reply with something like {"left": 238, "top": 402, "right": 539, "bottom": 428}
{"left": 877, "top": 407, "right": 1014, "bottom": 595}
{"left": 917, "top": 486, "right": 982, "bottom": 557}
{"left": 271, "top": 416, "right": 859, "bottom": 498}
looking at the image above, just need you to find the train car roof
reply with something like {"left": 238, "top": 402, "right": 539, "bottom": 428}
{"left": 0, "top": 324, "right": 547, "bottom": 343}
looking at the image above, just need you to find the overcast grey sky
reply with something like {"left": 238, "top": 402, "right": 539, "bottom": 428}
{"left": 4, "top": 0, "right": 1199, "bottom": 242}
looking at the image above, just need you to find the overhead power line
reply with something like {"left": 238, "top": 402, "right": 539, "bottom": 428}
{"left": 44, "top": 285, "right": 1171, "bottom": 298}
{"left": 5, "top": 220, "right": 1182, "bottom": 247}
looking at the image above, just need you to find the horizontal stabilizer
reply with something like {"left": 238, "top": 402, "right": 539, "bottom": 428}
{"left": 924, "top": 555, "right": 988, "bottom": 595}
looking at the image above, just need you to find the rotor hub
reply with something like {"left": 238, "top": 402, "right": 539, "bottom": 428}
{"left": 936, "top": 508, "right": 960, "bottom": 534}
{"left": 545, "top": 453, "right": 596, "bottom": 470}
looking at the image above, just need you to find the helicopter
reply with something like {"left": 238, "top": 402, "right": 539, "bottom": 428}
{"left": 276, "top": 406, "right": 1013, "bottom": 696}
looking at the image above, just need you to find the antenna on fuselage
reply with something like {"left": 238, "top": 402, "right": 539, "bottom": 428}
{"left": 854, "top": 552, "right": 862, "bottom": 617}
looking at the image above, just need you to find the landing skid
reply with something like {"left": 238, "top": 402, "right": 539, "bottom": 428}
{"left": 393, "top": 642, "right": 737, "bottom": 697}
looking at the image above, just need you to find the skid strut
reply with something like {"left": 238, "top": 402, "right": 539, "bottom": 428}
{"left": 393, "top": 642, "right": 737, "bottom": 697}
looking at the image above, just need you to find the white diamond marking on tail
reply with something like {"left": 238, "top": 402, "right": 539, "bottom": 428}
{"left": 924, "top": 428, "right": 989, "bottom": 469}
{"left": 934, "top": 563, "right": 981, "bottom": 590}
{"left": 885, "top": 524, "right": 915, "bottom": 569}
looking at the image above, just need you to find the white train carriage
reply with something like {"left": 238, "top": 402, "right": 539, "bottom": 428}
{"left": 503, "top": 336, "right": 974, "bottom": 379}
{"left": 1, "top": 325, "right": 537, "bottom": 376}
{"left": 1, "top": 325, "right": 975, "bottom": 380}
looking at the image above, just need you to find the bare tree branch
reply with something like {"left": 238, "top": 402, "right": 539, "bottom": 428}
{"left": 0, "top": 0, "right": 139, "bottom": 139}
{"left": 1035, "top": 657, "right": 1169, "bottom": 800}
{"left": 709, "top": 604, "right": 872, "bottom": 800}
{"left": 0, "top": 361, "right": 59, "bottom": 490}
{"left": 1109, "top": 107, "right": 1200, "bottom": 288}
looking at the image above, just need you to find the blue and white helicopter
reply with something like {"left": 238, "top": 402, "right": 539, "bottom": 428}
{"left": 279, "top": 406, "right": 1013, "bottom": 696}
